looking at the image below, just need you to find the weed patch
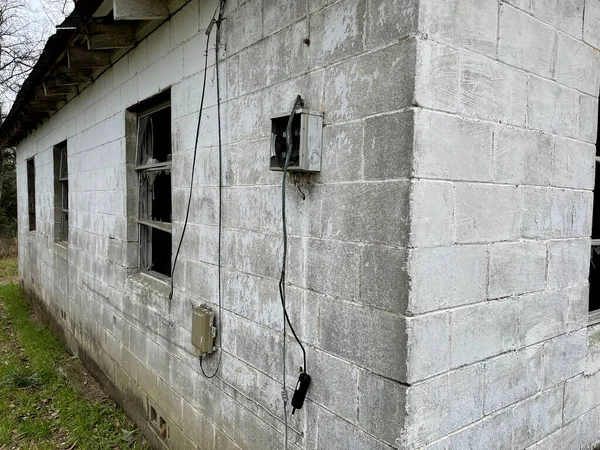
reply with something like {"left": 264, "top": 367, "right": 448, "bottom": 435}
{"left": 0, "top": 260, "right": 149, "bottom": 449}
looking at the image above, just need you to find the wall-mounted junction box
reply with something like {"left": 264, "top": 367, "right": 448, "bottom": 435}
{"left": 270, "top": 109, "right": 323, "bottom": 172}
{"left": 191, "top": 305, "right": 216, "bottom": 356}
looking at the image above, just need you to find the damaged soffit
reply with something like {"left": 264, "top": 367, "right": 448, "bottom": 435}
{"left": 0, "top": 0, "right": 178, "bottom": 148}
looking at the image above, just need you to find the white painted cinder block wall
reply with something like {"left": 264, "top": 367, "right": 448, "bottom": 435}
{"left": 404, "top": 0, "right": 600, "bottom": 449}
{"left": 15, "top": 0, "right": 418, "bottom": 449}
{"left": 14, "top": 0, "right": 600, "bottom": 448}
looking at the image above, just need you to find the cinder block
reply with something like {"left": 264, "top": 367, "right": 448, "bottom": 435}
{"left": 578, "top": 93, "right": 599, "bottom": 143}
{"left": 171, "top": 72, "right": 203, "bottom": 120}
{"left": 222, "top": 269, "right": 261, "bottom": 325}
{"left": 492, "top": 126, "right": 552, "bottom": 186}
{"left": 488, "top": 240, "right": 547, "bottom": 299}
{"left": 184, "top": 259, "right": 218, "bottom": 303}
{"left": 309, "top": 349, "right": 360, "bottom": 422}
{"left": 419, "top": 0, "right": 498, "bottom": 56}
{"left": 306, "top": 238, "right": 361, "bottom": 301}
{"left": 146, "top": 22, "right": 170, "bottom": 66}
{"left": 227, "top": 138, "right": 280, "bottom": 186}
{"left": 223, "top": 0, "right": 263, "bottom": 56}
{"left": 413, "top": 109, "right": 493, "bottom": 182}
{"left": 167, "top": 424, "right": 197, "bottom": 450}
{"left": 519, "top": 290, "right": 570, "bottom": 347}
{"left": 586, "top": 370, "right": 600, "bottom": 414}
{"left": 357, "top": 371, "right": 407, "bottom": 446}
{"left": 363, "top": 110, "right": 413, "bottom": 181}
{"left": 237, "top": 22, "right": 308, "bottom": 96}
{"left": 521, "top": 186, "right": 593, "bottom": 239}
{"left": 531, "top": 0, "right": 584, "bottom": 38}
{"left": 556, "top": 33, "right": 600, "bottom": 96}
{"left": 214, "top": 430, "right": 242, "bottom": 450}
{"left": 528, "top": 75, "right": 580, "bottom": 139}
{"left": 406, "top": 311, "right": 451, "bottom": 382}
{"left": 552, "top": 137, "right": 595, "bottom": 190}
{"left": 415, "top": 42, "right": 528, "bottom": 126}
{"left": 504, "top": 0, "right": 530, "bottom": 9}
{"left": 225, "top": 91, "right": 267, "bottom": 142}
{"left": 455, "top": 183, "right": 521, "bottom": 243}
{"left": 323, "top": 39, "right": 416, "bottom": 122}
{"left": 584, "top": 0, "right": 600, "bottom": 48}
{"left": 129, "top": 40, "right": 148, "bottom": 80}
{"left": 565, "top": 284, "right": 589, "bottom": 333}
{"left": 450, "top": 300, "right": 520, "bottom": 368}
{"left": 182, "top": 400, "right": 215, "bottom": 450}
{"left": 309, "top": 0, "right": 366, "bottom": 68}
{"left": 319, "top": 122, "right": 364, "bottom": 183}
{"left": 587, "top": 325, "right": 600, "bottom": 374}
{"left": 319, "top": 299, "right": 407, "bottom": 381}
{"left": 564, "top": 374, "right": 589, "bottom": 423}
{"left": 316, "top": 406, "right": 393, "bottom": 450}
{"left": 430, "top": 408, "right": 514, "bottom": 450}
{"left": 409, "top": 180, "right": 454, "bottom": 247}
{"left": 222, "top": 229, "right": 282, "bottom": 280}
{"left": 320, "top": 181, "right": 410, "bottom": 245}
{"left": 263, "top": 0, "right": 306, "bottom": 35}
{"left": 138, "top": 360, "right": 159, "bottom": 402}
{"left": 499, "top": 4, "right": 557, "bottom": 77}
{"left": 484, "top": 346, "right": 544, "bottom": 414}
{"left": 231, "top": 316, "right": 283, "bottom": 379}
{"left": 366, "top": 0, "right": 418, "bottom": 49}
{"left": 170, "top": 357, "right": 195, "bottom": 401}
{"left": 414, "top": 39, "right": 460, "bottom": 114}
{"left": 169, "top": 0, "right": 199, "bottom": 49}
{"left": 579, "top": 406, "right": 600, "bottom": 450}
{"left": 408, "top": 245, "right": 488, "bottom": 314}
{"left": 543, "top": 330, "right": 587, "bottom": 389}
{"left": 547, "top": 238, "right": 590, "bottom": 289}
{"left": 512, "top": 386, "right": 564, "bottom": 448}
{"left": 359, "top": 244, "right": 408, "bottom": 312}
{"left": 158, "top": 47, "right": 184, "bottom": 92}
{"left": 182, "top": 33, "right": 211, "bottom": 79}
{"left": 529, "top": 417, "right": 582, "bottom": 450}
{"left": 217, "top": 394, "right": 283, "bottom": 450}
{"left": 404, "top": 364, "right": 484, "bottom": 448}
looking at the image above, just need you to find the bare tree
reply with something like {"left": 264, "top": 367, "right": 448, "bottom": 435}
{"left": 0, "top": 0, "right": 72, "bottom": 208}
{"left": 0, "top": 0, "right": 74, "bottom": 112}
{"left": 0, "top": 0, "right": 46, "bottom": 112}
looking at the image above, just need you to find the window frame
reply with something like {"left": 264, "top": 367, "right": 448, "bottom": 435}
{"left": 54, "top": 142, "right": 69, "bottom": 243}
{"left": 26, "top": 158, "right": 36, "bottom": 232}
{"left": 134, "top": 98, "right": 172, "bottom": 280}
{"left": 590, "top": 151, "right": 600, "bottom": 322}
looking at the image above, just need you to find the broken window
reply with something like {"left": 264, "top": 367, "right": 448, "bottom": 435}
{"left": 591, "top": 142, "right": 600, "bottom": 312}
{"left": 53, "top": 142, "right": 69, "bottom": 242}
{"left": 135, "top": 96, "right": 172, "bottom": 278}
{"left": 27, "top": 158, "right": 36, "bottom": 231}
{"left": 591, "top": 105, "right": 600, "bottom": 314}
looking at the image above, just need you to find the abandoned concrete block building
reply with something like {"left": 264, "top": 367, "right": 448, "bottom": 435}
{"left": 3, "top": 0, "right": 600, "bottom": 448}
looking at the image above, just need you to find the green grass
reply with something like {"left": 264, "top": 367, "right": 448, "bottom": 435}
{"left": 0, "top": 256, "right": 17, "bottom": 282}
{"left": 0, "top": 259, "right": 149, "bottom": 449}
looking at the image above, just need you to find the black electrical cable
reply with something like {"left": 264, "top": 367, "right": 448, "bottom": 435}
{"left": 199, "top": 0, "right": 226, "bottom": 379}
{"left": 279, "top": 95, "right": 307, "bottom": 374}
{"left": 169, "top": 20, "right": 213, "bottom": 304}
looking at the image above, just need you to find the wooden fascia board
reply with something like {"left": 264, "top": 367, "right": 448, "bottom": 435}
{"left": 67, "top": 46, "right": 111, "bottom": 69}
{"left": 113, "top": 0, "right": 169, "bottom": 20}
{"left": 86, "top": 22, "right": 136, "bottom": 49}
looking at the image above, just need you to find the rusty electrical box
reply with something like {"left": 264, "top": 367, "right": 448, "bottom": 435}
{"left": 191, "top": 305, "right": 216, "bottom": 356}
